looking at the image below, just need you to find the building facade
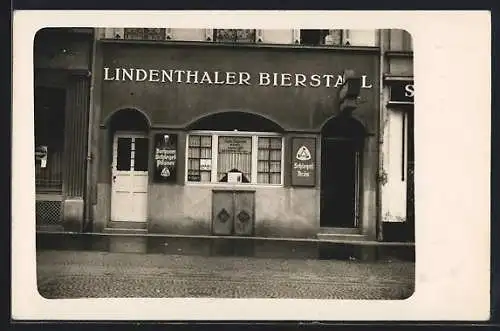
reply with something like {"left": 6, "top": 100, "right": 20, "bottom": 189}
{"left": 34, "top": 28, "right": 414, "bottom": 243}
{"left": 380, "top": 29, "right": 415, "bottom": 242}
{"left": 34, "top": 28, "right": 94, "bottom": 232}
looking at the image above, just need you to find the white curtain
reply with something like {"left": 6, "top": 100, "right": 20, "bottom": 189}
{"left": 218, "top": 152, "right": 252, "bottom": 181}
{"left": 217, "top": 136, "right": 252, "bottom": 181}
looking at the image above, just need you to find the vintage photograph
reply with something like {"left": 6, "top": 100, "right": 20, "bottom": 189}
{"left": 34, "top": 27, "right": 415, "bottom": 300}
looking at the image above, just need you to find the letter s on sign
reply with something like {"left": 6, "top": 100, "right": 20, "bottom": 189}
{"left": 405, "top": 84, "right": 415, "bottom": 98}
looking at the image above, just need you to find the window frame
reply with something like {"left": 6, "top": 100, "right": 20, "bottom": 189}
{"left": 185, "top": 130, "right": 285, "bottom": 187}
{"left": 112, "top": 132, "right": 150, "bottom": 174}
{"left": 123, "top": 28, "right": 167, "bottom": 41}
{"left": 212, "top": 29, "right": 257, "bottom": 43}
{"left": 298, "top": 29, "right": 349, "bottom": 46}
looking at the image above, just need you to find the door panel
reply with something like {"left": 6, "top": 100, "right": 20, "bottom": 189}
{"left": 234, "top": 192, "right": 255, "bottom": 236}
{"left": 111, "top": 133, "right": 149, "bottom": 222}
{"left": 212, "top": 191, "right": 233, "bottom": 235}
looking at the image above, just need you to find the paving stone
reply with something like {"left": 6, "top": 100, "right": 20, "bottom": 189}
{"left": 37, "top": 250, "right": 415, "bottom": 300}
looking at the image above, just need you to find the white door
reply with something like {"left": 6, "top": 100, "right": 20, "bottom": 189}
{"left": 111, "top": 133, "right": 149, "bottom": 222}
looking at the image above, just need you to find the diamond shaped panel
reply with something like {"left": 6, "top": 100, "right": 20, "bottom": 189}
{"left": 217, "top": 208, "right": 230, "bottom": 223}
{"left": 237, "top": 210, "right": 250, "bottom": 223}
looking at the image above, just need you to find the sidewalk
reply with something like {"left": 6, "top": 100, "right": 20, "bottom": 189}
{"left": 37, "top": 250, "right": 415, "bottom": 300}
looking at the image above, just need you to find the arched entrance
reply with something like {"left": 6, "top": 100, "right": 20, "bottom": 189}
{"left": 106, "top": 108, "right": 151, "bottom": 223}
{"left": 320, "top": 115, "right": 366, "bottom": 228}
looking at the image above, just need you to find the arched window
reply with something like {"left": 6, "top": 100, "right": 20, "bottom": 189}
{"left": 186, "top": 111, "right": 284, "bottom": 185}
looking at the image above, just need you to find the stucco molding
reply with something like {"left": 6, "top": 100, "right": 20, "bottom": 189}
{"left": 184, "top": 108, "right": 287, "bottom": 132}
{"left": 319, "top": 113, "right": 368, "bottom": 135}
{"left": 101, "top": 106, "right": 153, "bottom": 128}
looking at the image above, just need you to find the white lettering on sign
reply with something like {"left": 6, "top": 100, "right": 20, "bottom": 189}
{"left": 296, "top": 146, "right": 312, "bottom": 161}
{"left": 294, "top": 162, "right": 314, "bottom": 170}
{"left": 292, "top": 138, "right": 315, "bottom": 186}
{"left": 103, "top": 67, "right": 375, "bottom": 89}
{"left": 219, "top": 136, "right": 252, "bottom": 154}
{"left": 361, "top": 75, "right": 373, "bottom": 88}
{"left": 405, "top": 84, "right": 415, "bottom": 98}
{"left": 156, "top": 148, "right": 176, "bottom": 167}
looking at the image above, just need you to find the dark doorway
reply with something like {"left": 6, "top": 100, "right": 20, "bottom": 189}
{"left": 320, "top": 116, "right": 365, "bottom": 228}
{"left": 406, "top": 110, "right": 415, "bottom": 241}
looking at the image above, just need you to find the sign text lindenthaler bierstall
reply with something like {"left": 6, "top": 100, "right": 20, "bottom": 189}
{"left": 103, "top": 67, "right": 374, "bottom": 89}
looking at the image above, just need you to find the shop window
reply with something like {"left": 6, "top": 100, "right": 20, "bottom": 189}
{"left": 187, "top": 135, "right": 213, "bottom": 182}
{"left": 213, "top": 29, "right": 256, "bottom": 43}
{"left": 186, "top": 133, "right": 283, "bottom": 185}
{"left": 257, "top": 137, "right": 282, "bottom": 184}
{"left": 218, "top": 136, "right": 252, "bottom": 182}
{"left": 35, "top": 86, "right": 66, "bottom": 192}
{"left": 124, "top": 28, "right": 166, "bottom": 41}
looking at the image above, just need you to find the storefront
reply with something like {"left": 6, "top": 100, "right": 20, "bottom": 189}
{"left": 90, "top": 40, "right": 380, "bottom": 239}
{"left": 34, "top": 28, "right": 94, "bottom": 232}
{"left": 381, "top": 77, "right": 415, "bottom": 242}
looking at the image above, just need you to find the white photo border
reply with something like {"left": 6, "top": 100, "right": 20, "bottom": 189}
{"left": 12, "top": 10, "right": 491, "bottom": 321}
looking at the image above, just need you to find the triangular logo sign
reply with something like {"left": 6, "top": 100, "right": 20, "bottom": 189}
{"left": 296, "top": 146, "right": 312, "bottom": 161}
{"left": 161, "top": 167, "right": 171, "bottom": 177}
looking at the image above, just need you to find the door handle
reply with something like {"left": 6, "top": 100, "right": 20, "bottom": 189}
{"left": 112, "top": 175, "right": 116, "bottom": 183}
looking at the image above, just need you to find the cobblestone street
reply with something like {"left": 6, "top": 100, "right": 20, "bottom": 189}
{"left": 37, "top": 250, "right": 415, "bottom": 299}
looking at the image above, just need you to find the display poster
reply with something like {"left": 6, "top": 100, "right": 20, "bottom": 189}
{"left": 35, "top": 145, "right": 48, "bottom": 168}
{"left": 154, "top": 133, "right": 177, "bottom": 183}
{"left": 200, "top": 159, "right": 212, "bottom": 171}
{"left": 291, "top": 138, "right": 316, "bottom": 187}
{"left": 218, "top": 136, "right": 252, "bottom": 154}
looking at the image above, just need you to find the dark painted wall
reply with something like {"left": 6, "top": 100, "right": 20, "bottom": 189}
{"left": 99, "top": 42, "right": 379, "bottom": 132}
{"left": 34, "top": 28, "right": 93, "bottom": 71}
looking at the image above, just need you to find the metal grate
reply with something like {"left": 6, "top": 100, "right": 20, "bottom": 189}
{"left": 36, "top": 200, "right": 62, "bottom": 225}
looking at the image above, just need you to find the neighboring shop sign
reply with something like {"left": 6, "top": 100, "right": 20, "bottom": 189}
{"left": 389, "top": 81, "right": 414, "bottom": 103}
{"left": 35, "top": 145, "right": 48, "bottom": 168}
{"left": 291, "top": 138, "right": 316, "bottom": 187}
{"left": 219, "top": 136, "right": 252, "bottom": 154}
{"left": 154, "top": 133, "right": 177, "bottom": 182}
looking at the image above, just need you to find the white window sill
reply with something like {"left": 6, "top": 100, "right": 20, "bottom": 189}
{"left": 184, "top": 182, "right": 283, "bottom": 189}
